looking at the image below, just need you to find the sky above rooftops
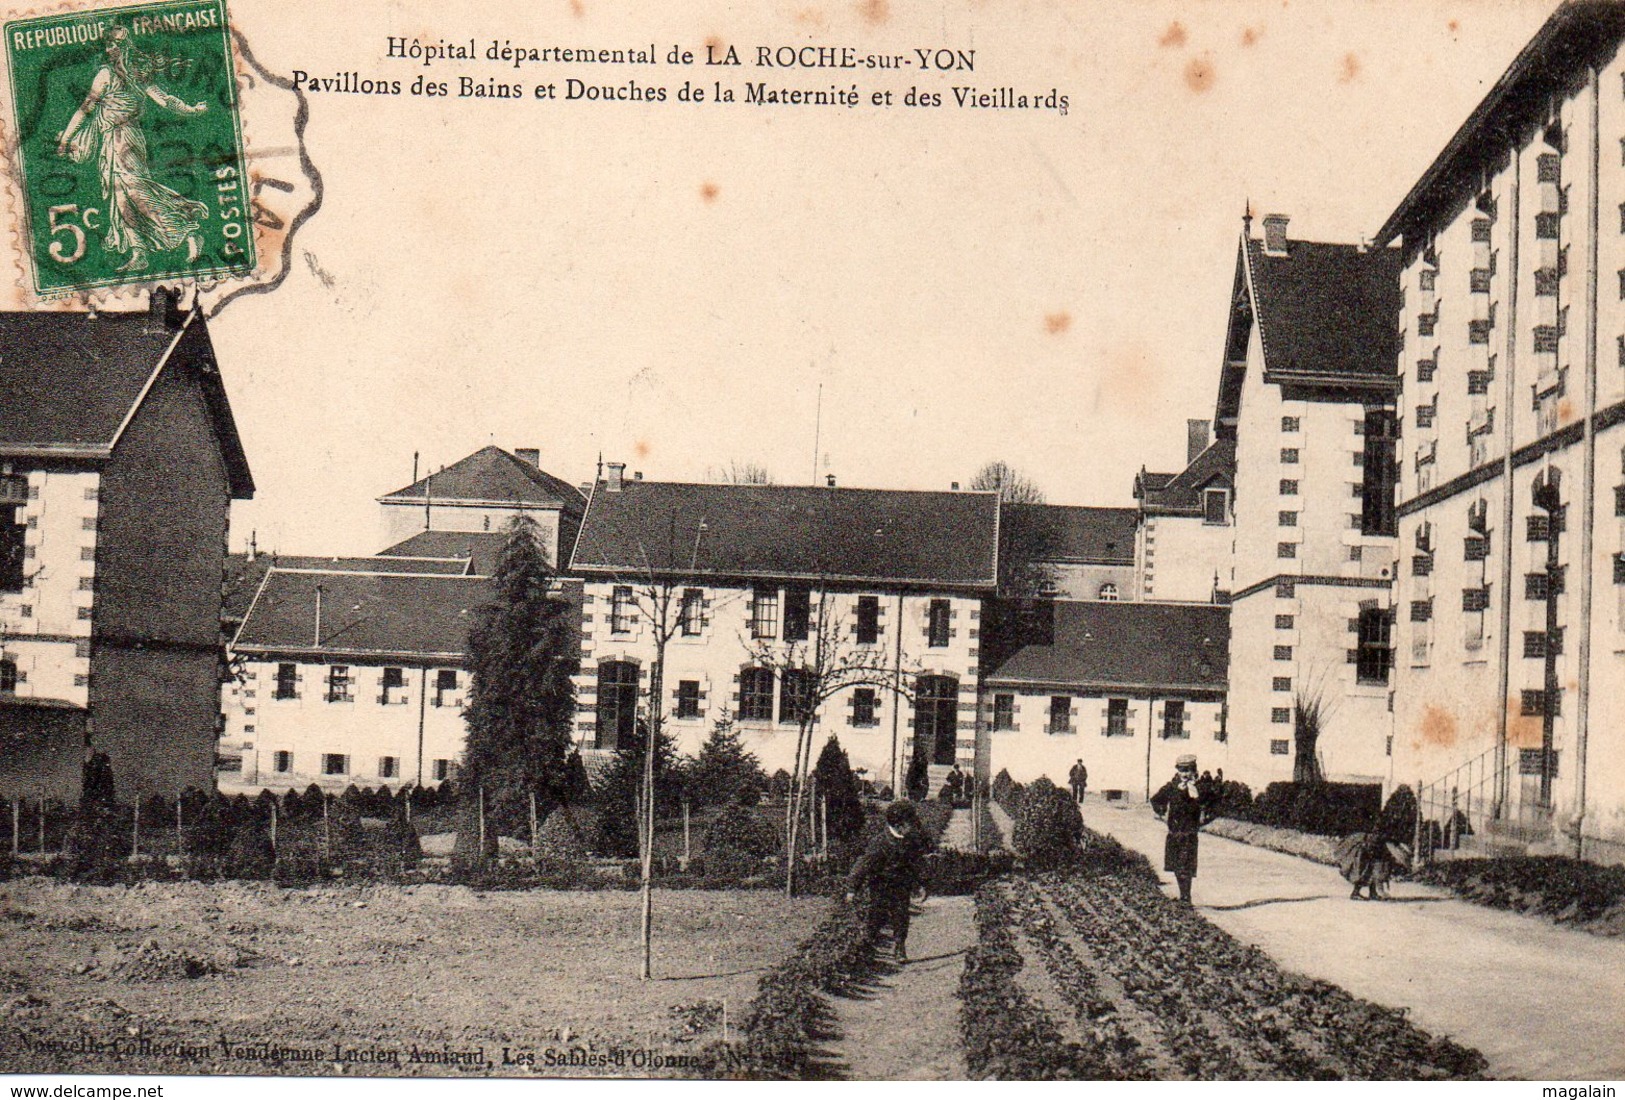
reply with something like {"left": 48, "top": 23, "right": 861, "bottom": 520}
{"left": 12, "top": 0, "right": 1551, "bottom": 557}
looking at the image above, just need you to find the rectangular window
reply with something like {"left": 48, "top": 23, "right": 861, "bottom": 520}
{"left": 1534, "top": 325, "right": 1560, "bottom": 353}
{"left": 1270, "top": 739, "right": 1290, "bottom": 756}
{"left": 927, "top": 598, "right": 951, "bottom": 647}
{"left": 1356, "top": 607, "right": 1394, "bottom": 686}
{"left": 1469, "top": 269, "right": 1491, "bottom": 293}
{"left": 1273, "top": 645, "right": 1293, "bottom": 661}
{"left": 433, "top": 759, "right": 452, "bottom": 782}
{"left": 610, "top": 585, "right": 634, "bottom": 633}
{"left": 1278, "top": 510, "right": 1298, "bottom": 527}
{"left": 1275, "top": 614, "right": 1295, "bottom": 630}
{"left": 992, "top": 693, "right": 1014, "bottom": 731}
{"left": 1471, "top": 218, "right": 1493, "bottom": 242}
{"left": 1361, "top": 408, "right": 1398, "bottom": 537}
{"left": 322, "top": 753, "right": 348, "bottom": 776}
{"left": 274, "top": 751, "right": 293, "bottom": 773}
{"left": 1162, "top": 700, "right": 1186, "bottom": 739}
{"left": 1520, "top": 689, "right": 1559, "bottom": 717}
{"left": 1528, "top": 515, "right": 1551, "bottom": 541}
{"left": 1536, "top": 267, "right": 1560, "bottom": 296}
{"left": 1419, "top": 268, "right": 1437, "bottom": 291}
{"left": 434, "top": 669, "right": 458, "bottom": 707}
{"left": 855, "top": 595, "right": 880, "bottom": 645}
{"left": 1275, "top": 580, "right": 1296, "bottom": 598}
{"left": 1615, "top": 484, "right": 1625, "bottom": 517}
{"left": 676, "top": 680, "right": 701, "bottom": 719}
{"left": 679, "top": 588, "right": 704, "bottom": 636}
{"left": 381, "top": 667, "right": 405, "bottom": 703}
{"left": 1519, "top": 748, "right": 1560, "bottom": 778}
{"left": 1417, "top": 313, "right": 1436, "bottom": 337}
{"left": 1523, "top": 632, "right": 1548, "bottom": 659}
{"left": 327, "top": 666, "right": 352, "bottom": 703}
{"left": 852, "top": 688, "right": 879, "bottom": 727}
{"left": 1462, "top": 588, "right": 1490, "bottom": 613}
{"left": 1537, "top": 152, "right": 1561, "bottom": 183}
{"left": 1348, "top": 546, "right": 1364, "bottom": 562}
{"left": 1281, "top": 416, "right": 1300, "bottom": 432}
{"left": 1467, "top": 370, "right": 1492, "bottom": 395}
{"left": 750, "top": 585, "right": 779, "bottom": 639}
{"left": 1464, "top": 535, "right": 1490, "bottom": 561}
{"left": 1048, "top": 695, "right": 1072, "bottom": 735}
{"left": 783, "top": 586, "right": 810, "bottom": 642}
{"left": 739, "top": 668, "right": 775, "bottom": 722}
{"left": 1535, "top": 212, "right": 1561, "bottom": 240}
{"left": 1416, "top": 405, "right": 1436, "bottom": 429}
{"left": 1277, "top": 542, "right": 1297, "bottom": 559}
{"left": 1410, "top": 600, "right": 1433, "bottom": 623}
{"left": 1271, "top": 707, "right": 1291, "bottom": 724}
{"left": 1417, "top": 357, "right": 1437, "bottom": 382}
{"left": 1279, "top": 479, "right": 1299, "bottom": 496}
{"left": 378, "top": 756, "right": 399, "bottom": 779}
{"left": 779, "top": 669, "right": 814, "bottom": 724}
{"left": 1526, "top": 572, "right": 1550, "bottom": 600}
{"left": 274, "top": 663, "right": 298, "bottom": 700}
{"left": 1105, "top": 698, "right": 1129, "bottom": 737}
{"left": 1281, "top": 448, "right": 1300, "bottom": 464}
{"left": 1272, "top": 676, "right": 1292, "bottom": 693}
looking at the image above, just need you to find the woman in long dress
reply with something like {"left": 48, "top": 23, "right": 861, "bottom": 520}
{"left": 55, "top": 26, "right": 210, "bottom": 273}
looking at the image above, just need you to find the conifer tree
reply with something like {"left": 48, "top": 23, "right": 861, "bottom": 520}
{"left": 685, "top": 714, "right": 766, "bottom": 810}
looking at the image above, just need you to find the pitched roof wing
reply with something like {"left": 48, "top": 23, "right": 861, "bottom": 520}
{"left": 1138, "top": 440, "right": 1237, "bottom": 513}
{"left": 1244, "top": 237, "right": 1402, "bottom": 386}
{"left": 1001, "top": 504, "right": 1136, "bottom": 565}
{"left": 222, "top": 552, "right": 471, "bottom": 623}
{"left": 983, "top": 599, "right": 1229, "bottom": 692}
{"left": 379, "top": 446, "right": 584, "bottom": 512}
{"left": 570, "top": 481, "right": 1000, "bottom": 587}
{"left": 234, "top": 569, "right": 489, "bottom": 660}
{"left": 380, "top": 531, "right": 507, "bottom": 576}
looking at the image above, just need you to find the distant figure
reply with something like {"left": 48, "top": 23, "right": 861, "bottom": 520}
{"left": 1150, "top": 754, "right": 1218, "bottom": 904}
{"left": 1069, "top": 759, "right": 1088, "bottom": 803}
{"left": 846, "top": 801, "right": 930, "bottom": 961}
{"left": 81, "top": 749, "right": 116, "bottom": 807}
{"left": 1336, "top": 831, "right": 1410, "bottom": 901}
{"left": 943, "top": 764, "right": 965, "bottom": 802}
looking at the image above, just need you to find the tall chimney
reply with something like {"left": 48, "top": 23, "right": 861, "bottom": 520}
{"left": 1262, "top": 214, "right": 1290, "bottom": 257}
{"left": 514, "top": 448, "right": 540, "bottom": 467}
{"left": 825, "top": 474, "right": 836, "bottom": 488}
{"left": 1186, "top": 419, "right": 1211, "bottom": 465}
{"left": 606, "top": 462, "right": 626, "bottom": 492}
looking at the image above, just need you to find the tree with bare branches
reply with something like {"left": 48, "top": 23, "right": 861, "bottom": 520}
{"left": 704, "top": 460, "right": 776, "bottom": 485}
{"left": 969, "top": 460, "right": 1046, "bottom": 504}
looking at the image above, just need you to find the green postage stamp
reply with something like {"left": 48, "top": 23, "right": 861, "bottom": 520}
{"left": 4, "top": 0, "right": 254, "bottom": 295}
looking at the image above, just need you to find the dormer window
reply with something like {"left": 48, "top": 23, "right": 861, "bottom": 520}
{"left": 1098, "top": 583, "right": 1119, "bottom": 602}
{"left": 1203, "top": 488, "right": 1229, "bottom": 526}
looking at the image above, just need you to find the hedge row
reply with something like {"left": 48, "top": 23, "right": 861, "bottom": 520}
{"left": 1416, "top": 855, "right": 1625, "bottom": 935}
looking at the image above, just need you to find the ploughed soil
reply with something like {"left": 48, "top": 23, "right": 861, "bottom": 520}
{"left": 0, "top": 877, "right": 824, "bottom": 1077}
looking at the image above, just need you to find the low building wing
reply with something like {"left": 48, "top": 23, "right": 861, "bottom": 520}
{"left": 983, "top": 599, "right": 1229, "bottom": 695}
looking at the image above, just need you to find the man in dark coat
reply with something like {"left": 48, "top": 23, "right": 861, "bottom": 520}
{"left": 845, "top": 801, "right": 929, "bottom": 961}
{"left": 1068, "top": 759, "right": 1088, "bottom": 803}
{"left": 1150, "top": 754, "right": 1217, "bottom": 904}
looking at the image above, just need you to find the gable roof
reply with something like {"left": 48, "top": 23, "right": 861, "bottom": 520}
{"left": 222, "top": 551, "right": 471, "bottom": 624}
{"left": 570, "top": 480, "right": 1001, "bottom": 588}
{"left": 1242, "top": 236, "right": 1402, "bottom": 388}
{"left": 233, "top": 569, "right": 489, "bottom": 661}
{"left": 1001, "top": 504, "right": 1136, "bottom": 565}
{"left": 983, "top": 599, "right": 1229, "bottom": 693}
{"left": 1376, "top": 2, "right": 1625, "bottom": 250}
{"left": 0, "top": 308, "right": 253, "bottom": 496}
{"left": 1136, "top": 440, "right": 1237, "bottom": 515}
{"left": 379, "top": 446, "right": 584, "bottom": 513}
{"left": 380, "top": 531, "right": 508, "bottom": 576}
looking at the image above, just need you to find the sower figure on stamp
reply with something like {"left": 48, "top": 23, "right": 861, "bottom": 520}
{"left": 845, "top": 801, "right": 929, "bottom": 962}
{"left": 55, "top": 25, "right": 210, "bottom": 273}
{"left": 1069, "top": 759, "right": 1088, "bottom": 803}
{"left": 1150, "top": 754, "right": 1218, "bottom": 905}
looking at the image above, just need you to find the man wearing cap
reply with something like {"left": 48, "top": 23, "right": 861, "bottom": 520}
{"left": 1150, "top": 754, "right": 1219, "bottom": 904}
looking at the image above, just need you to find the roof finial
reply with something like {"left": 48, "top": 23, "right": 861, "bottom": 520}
{"left": 1242, "top": 200, "right": 1253, "bottom": 238}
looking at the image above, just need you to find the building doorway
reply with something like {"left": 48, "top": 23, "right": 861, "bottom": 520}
{"left": 595, "top": 661, "right": 638, "bottom": 750}
{"left": 914, "top": 675, "right": 960, "bottom": 766}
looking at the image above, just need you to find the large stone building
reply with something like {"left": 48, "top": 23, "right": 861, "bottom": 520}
{"left": 0, "top": 294, "right": 253, "bottom": 802}
{"left": 1133, "top": 421, "right": 1237, "bottom": 604}
{"left": 1213, "top": 215, "right": 1402, "bottom": 790}
{"left": 1377, "top": 0, "right": 1625, "bottom": 861}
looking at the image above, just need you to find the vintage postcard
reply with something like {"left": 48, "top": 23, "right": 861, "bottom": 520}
{"left": 0, "top": 0, "right": 1622, "bottom": 1088}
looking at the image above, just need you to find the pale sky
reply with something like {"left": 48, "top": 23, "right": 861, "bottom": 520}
{"left": 6, "top": 0, "right": 1562, "bottom": 555}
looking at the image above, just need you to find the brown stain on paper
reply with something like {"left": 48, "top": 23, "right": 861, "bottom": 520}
{"left": 1339, "top": 52, "right": 1361, "bottom": 83}
{"left": 1418, "top": 704, "right": 1458, "bottom": 749}
{"left": 1241, "top": 26, "right": 1261, "bottom": 47}
{"left": 858, "top": 0, "right": 888, "bottom": 26}
{"left": 700, "top": 181, "right": 720, "bottom": 203}
{"left": 1158, "top": 21, "right": 1187, "bottom": 48}
{"left": 634, "top": 440, "right": 652, "bottom": 460}
{"left": 1044, "top": 311, "right": 1072, "bottom": 335}
{"left": 1184, "top": 56, "right": 1216, "bottom": 94}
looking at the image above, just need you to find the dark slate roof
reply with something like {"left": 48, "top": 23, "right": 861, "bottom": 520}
{"left": 1377, "top": 2, "right": 1625, "bottom": 249}
{"left": 1001, "top": 504, "right": 1136, "bottom": 565}
{"left": 222, "top": 552, "right": 471, "bottom": 623}
{"left": 0, "top": 309, "right": 253, "bottom": 496}
{"left": 380, "top": 531, "right": 507, "bottom": 576}
{"left": 233, "top": 568, "right": 583, "bottom": 663}
{"left": 983, "top": 599, "right": 1229, "bottom": 693}
{"left": 1136, "top": 440, "right": 1237, "bottom": 514}
{"left": 379, "top": 446, "right": 585, "bottom": 513}
{"left": 570, "top": 481, "right": 1000, "bottom": 588}
{"left": 1244, "top": 237, "right": 1402, "bottom": 386}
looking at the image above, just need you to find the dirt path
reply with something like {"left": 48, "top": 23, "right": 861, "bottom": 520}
{"left": 1095, "top": 803, "right": 1625, "bottom": 1079}
{"left": 827, "top": 895, "right": 974, "bottom": 1080}
{"left": 941, "top": 807, "right": 975, "bottom": 851}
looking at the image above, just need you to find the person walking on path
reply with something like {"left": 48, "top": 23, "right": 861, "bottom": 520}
{"left": 846, "top": 801, "right": 930, "bottom": 961}
{"left": 1150, "top": 754, "right": 1218, "bottom": 904}
{"left": 1068, "top": 759, "right": 1088, "bottom": 803}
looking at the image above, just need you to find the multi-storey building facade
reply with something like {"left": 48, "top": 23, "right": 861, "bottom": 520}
{"left": 568, "top": 467, "right": 998, "bottom": 789}
{"left": 1378, "top": 1, "right": 1625, "bottom": 859}
{"left": 1001, "top": 502, "right": 1138, "bottom": 601}
{"left": 1134, "top": 420, "right": 1237, "bottom": 603}
{"left": 0, "top": 295, "right": 253, "bottom": 801}
{"left": 979, "top": 599, "right": 1229, "bottom": 796}
{"left": 1215, "top": 217, "right": 1402, "bottom": 789}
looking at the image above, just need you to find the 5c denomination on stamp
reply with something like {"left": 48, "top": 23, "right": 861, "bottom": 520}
{"left": 4, "top": 0, "right": 254, "bottom": 295}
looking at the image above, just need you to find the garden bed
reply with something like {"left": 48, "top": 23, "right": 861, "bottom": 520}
{"left": 1415, "top": 856, "right": 1625, "bottom": 937}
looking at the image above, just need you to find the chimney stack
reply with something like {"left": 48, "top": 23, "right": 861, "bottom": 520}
{"left": 148, "top": 286, "right": 183, "bottom": 330}
{"left": 514, "top": 448, "right": 540, "bottom": 467}
{"left": 951, "top": 481, "right": 960, "bottom": 491}
{"left": 825, "top": 474, "right": 837, "bottom": 488}
{"left": 1262, "top": 214, "right": 1290, "bottom": 257}
{"left": 633, "top": 471, "right": 643, "bottom": 481}
{"left": 606, "top": 462, "right": 626, "bottom": 492}
{"left": 1186, "top": 419, "right": 1211, "bottom": 465}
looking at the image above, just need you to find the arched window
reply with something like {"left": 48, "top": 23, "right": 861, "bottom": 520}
{"left": 739, "top": 667, "right": 775, "bottom": 722}
{"left": 0, "top": 658, "right": 15, "bottom": 694}
{"left": 595, "top": 661, "right": 638, "bottom": 749}
{"left": 1098, "top": 583, "right": 1119, "bottom": 601}
{"left": 914, "top": 674, "right": 960, "bottom": 766}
